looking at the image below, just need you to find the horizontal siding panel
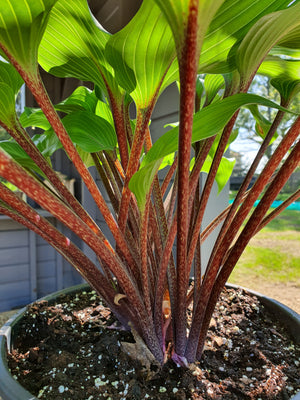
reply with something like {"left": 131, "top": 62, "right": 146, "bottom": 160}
{"left": 0, "top": 297, "right": 29, "bottom": 312}
{"left": 0, "top": 230, "right": 28, "bottom": 249}
{"left": 0, "top": 264, "right": 29, "bottom": 284}
{"left": 0, "top": 248, "right": 29, "bottom": 266}
{"left": 0, "top": 218, "right": 27, "bottom": 232}
{"left": 37, "top": 261, "right": 56, "bottom": 279}
{"left": 0, "top": 281, "right": 30, "bottom": 301}
{"left": 37, "top": 244, "right": 56, "bottom": 262}
{"left": 63, "top": 271, "right": 83, "bottom": 288}
{"left": 37, "top": 277, "right": 56, "bottom": 297}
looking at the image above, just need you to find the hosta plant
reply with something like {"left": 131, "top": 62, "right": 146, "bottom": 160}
{"left": 0, "top": 0, "right": 299, "bottom": 366}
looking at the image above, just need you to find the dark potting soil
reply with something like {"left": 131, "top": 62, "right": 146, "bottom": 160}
{"left": 7, "top": 287, "right": 300, "bottom": 400}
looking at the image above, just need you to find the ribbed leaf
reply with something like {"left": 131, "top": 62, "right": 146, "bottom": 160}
{"left": 270, "top": 46, "right": 300, "bottom": 59}
{"left": 129, "top": 93, "right": 296, "bottom": 207}
{"left": 247, "top": 105, "right": 277, "bottom": 143}
{"left": 39, "top": 0, "right": 121, "bottom": 97}
{"left": 271, "top": 79, "right": 300, "bottom": 103}
{"left": 105, "top": 0, "right": 176, "bottom": 108}
{"left": 201, "top": 155, "right": 235, "bottom": 194}
{"left": 20, "top": 87, "right": 99, "bottom": 130}
{"left": 128, "top": 159, "right": 162, "bottom": 212}
{"left": 32, "top": 132, "right": 62, "bottom": 159}
{"left": 203, "top": 74, "right": 224, "bottom": 106}
{"left": 236, "top": 2, "right": 300, "bottom": 87}
{"left": 55, "top": 86, "right": 98, "bottom": 114}
{"left": 259, "top": 56, "right": 300, "bottom": 81}
{"left": 198, "top": 0, "right": 292, "bottom": 74}
{"left": 154, "top": 0, "right": 225, "bottom": 56}
{"left": 0, "top": 141, "right": 45, "bottom": 176}
{"left": 0, "top": 61, "right": 23, "bottom": 94}
{"left": 0, "top": 83, "right": 17, "bottom": 128}
{"left": 0, "top": 0, "right": 58, "bottom": 73}
{"left": 61, "top": 111, "right": 117, "bottom": 153}
{"left": 20, "top": 107, "right": 51, "bottom": 130}
{"left": 0, "top": 61, "right": 24, "bottom": 128}
{"left": 258, "top": 56, "right": 300, "bottom": 101}
{"left": 145, "top": 94, "right": 292, "bottom": 164}
{"left": 95, "top": 101, "right": 114, "bottom": 126}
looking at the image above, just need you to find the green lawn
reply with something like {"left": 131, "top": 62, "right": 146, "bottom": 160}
{"left": 262, "top": 210, "right": 300, "bottom": 232}
{"left": 228, "top": 209, "right": 300, "bottom": 285}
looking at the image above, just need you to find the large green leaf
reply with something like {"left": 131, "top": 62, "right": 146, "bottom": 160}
{"left": 39, "top": 0, "right": 121, "bottom": 97}
{"left": 259, "top": 56, "right": 300, "bottom": 81}
{"left": 128, "top": 159, "right": 162, "bottom": 212}
{"left": 20, "top": 107, "right": 51, "bottom": 130}
{"left": 0, "top": 61, "right": 23, "bottom": 94}
{"left": 154, "top": 0, "right": 225, "bottom": 57}
{"left": 198, "top": 0, "right": 293, "bottom": 74}
{"left": 236, "top": 1, "right": 300, "bottom": 87}
{"left": 0, "top": 141, "right": 45, "bottom": 176}
{"left": 105, "top": 0, "right": 176, "bottom": 108}
{"left": 20, "top": 86, "right": 99, "bottom": 131}
{"left": 54, "top": 86, "right": 98, "bottom": 114}
{"left": 203, "top": 74, "right": 224, "bottom": 106}
{"left": 201, "top": 155, "right": 235, "bottom": 194}
{"left": 247, "top": 104, "right": 278, "bottom": 143}
{"left": 0, "top": 0, "right": 58, "bottom": 73}
{"left": 0, "top": 61, "right": 24, "bottom": 128}
{"left": 32, "top": 131, "right": 62, "bottom": 159}
{"left": 258, "top": 56, "right": 300, "bottom": 101}
{"left": 61, "top": 111, "right": 117, "bottom": 153}
{"left": 145, "top": 94, "right": 292, "bottom": 164}
{"left": 0, "top": 83, "right": 17, "bottom": 128}
{"left": 129, "top": 93, "right": 296, "bottom": 209}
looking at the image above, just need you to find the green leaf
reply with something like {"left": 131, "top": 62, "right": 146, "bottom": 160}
{"left": 77, "top": 147, "right": 95, "bottom": 169}
{"left": 0, "top": 61, "right": 23, "bottom": 94}
{"left": 271, "top": 79, "right": 300, "bottom": 103}
{"left": 0, "top": 61, "right": 24, "bottom": 129}
{"left": 154, "top": 0, "right": 225, "bottom": 56}
{"left": 203, "top": 74, "right": 224, "bottom": 106}
{"left": 0, "top": 141, "right": 45, "bottom": 176}
{"left": 105, "top": 0, "right": 176, "bottom": 108}
{"left": 198, "top": 0, "right": 293, "bottom": 74}
{"left": 259, "top": 56, "right": 300, "bottom": 81}
{"left": 201, "top": 155, "right": 235, "bottom": 193}
{"left": 54, "top": 86, "right": 98, "bottom": 114}
{"left": 0, "top": 0, "right": 58, "bottom": 73}
{"left": 20, "top": 107, "right": 51, "bottom": 130}
{"left": 129, "top": 93, "right": 296, "bottom": 207}
{"left": 32, "top": 131, "right": 62, "bottom": 158}
{"left": 144, "top": 94, "right": 293, "bottom": 165}
{"left": 258, "top": 56, "right": 300, "bottom": 101}
{"left": 61, "top": 111, "right": 117, "bottom": 153}
{"left": 95, "top": 101, "right": 114, "bottom": 127}
{"left": 128, "top": 159, "right": 162, "bottom": 212}
{"left": 236, "top": 2, "right": 300, "bottom": 87}
{"left": 247, "top": 105, "right": 277, "bottom": 143}
{"left": 39, "top": 0, "right": 121, "bottom": 97}
{"left": 270, "top": 46, "right": 300, "bottom": 59}
{"left": 0, "top": 83, "right": 17, "bottom": 128}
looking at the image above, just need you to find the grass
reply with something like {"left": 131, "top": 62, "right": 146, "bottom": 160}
{"left": 229, "top": 247, "right": 300, "bottom": 284}
{"left": 228, "top": 208, "right": 300, "bottom": 285}
{"left": 261, "top": 210, "right": 300, "bottom": 232}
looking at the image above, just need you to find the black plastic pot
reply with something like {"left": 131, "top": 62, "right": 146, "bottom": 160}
{"left": 0, "top": 283, "right": 299, "bottom": 400}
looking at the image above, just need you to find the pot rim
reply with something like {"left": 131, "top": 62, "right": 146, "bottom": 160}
{"left": 0, "top": 283, "right": 299, "bottom": 400}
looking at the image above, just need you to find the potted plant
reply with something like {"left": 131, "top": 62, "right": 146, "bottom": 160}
{"left": 0, "top": 0, "right": 299, "bottom": 398}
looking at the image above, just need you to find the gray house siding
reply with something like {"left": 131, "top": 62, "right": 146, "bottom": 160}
{"left": 0, "top": 214, "right": 82, "bottom": 312}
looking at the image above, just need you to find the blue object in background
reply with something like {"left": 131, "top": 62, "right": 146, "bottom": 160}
{"left": 228, "top": 199, "right": 300, "bottom": 211}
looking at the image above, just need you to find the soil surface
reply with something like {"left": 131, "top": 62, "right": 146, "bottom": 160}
{"left": 5, "top": 287, "right": 300, "bottom": 400}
